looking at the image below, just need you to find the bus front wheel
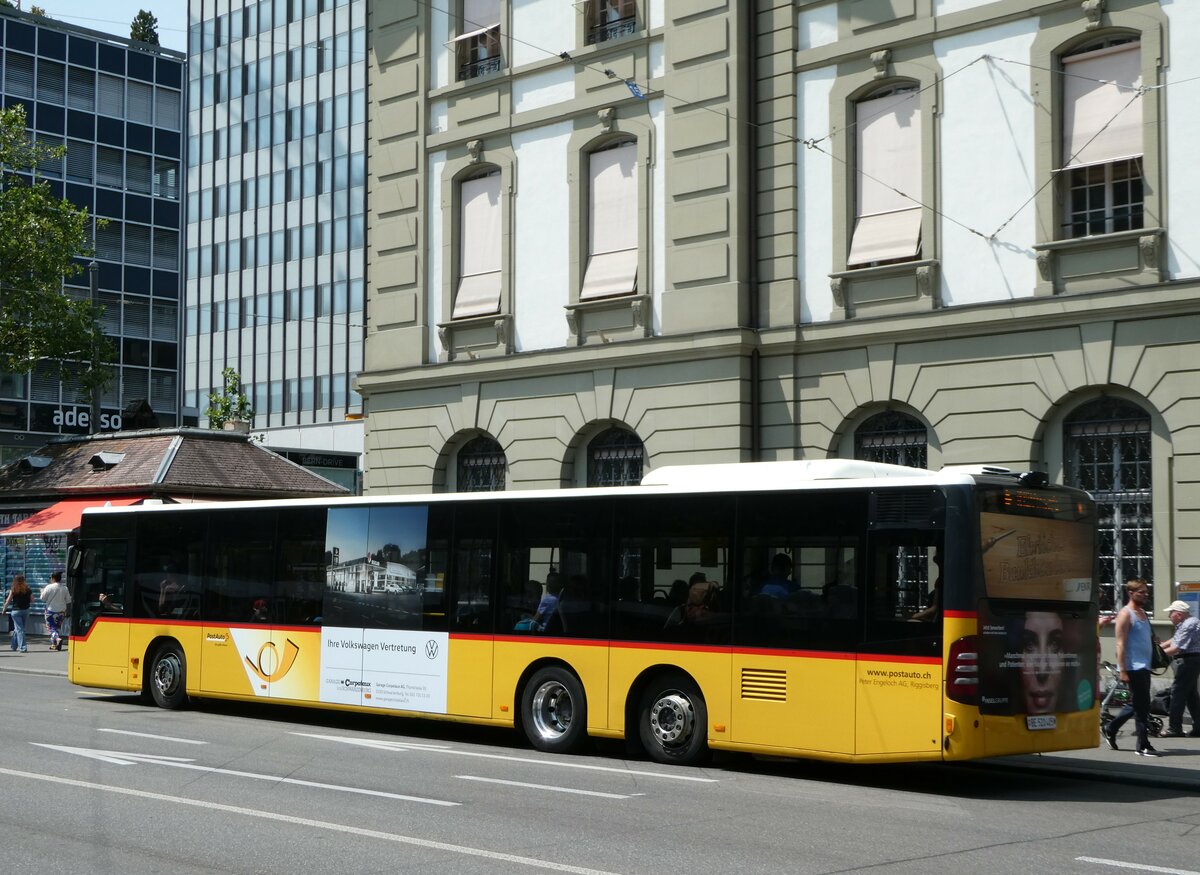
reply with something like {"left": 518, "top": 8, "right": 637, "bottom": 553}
{"left": 638, "top": 674, "right": 708, "bottom": 766}
{"left": 521, "top": 667, "right": 587, "bottom": 754}
{"left": 149, "top": 643, "right": 189, "bottom": 710}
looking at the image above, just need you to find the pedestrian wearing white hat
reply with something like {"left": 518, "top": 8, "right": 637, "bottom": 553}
{"left": 1157, "top": 599, "right": 1200, "bottom": 738}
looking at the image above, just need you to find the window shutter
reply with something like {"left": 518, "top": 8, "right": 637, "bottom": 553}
{"left": 152, "top": 303, "right": 178, "bottom": 341}
{"left": 66, "top": 140, "right": 94, "bottom": 183}
{"left": 5, "top": 54, "right": 34, "bottom": 97}
{"left": 98, "top": 74, "right": 125, "bottom": 117}
{"left": 1062, "top": 43, "right": 1142, "bottom": 169}
{"left": 123, "top": 299, "right": 150, "bottom": 338}
{"left": 453, "top": 173, "right": 502, "bottom": 319}
{"left": 155, "top": 87, "right": 181, "bottom": 130}
{"left": 125, "top": 224, "right": 152, "bottom": 266}
{"left": 127, "top": 80, "right": 154, "bottom": 125}
{"left": 95, "top": 221, "right": 123, "bottom": 261}
{"left": 36, "top": 135, "right": 63, "bottom": 177}
{"left": 153, "top": 229, "right": 179, "bottom": 270}
{"left": 151, "top": 372, "right": 177, "bottom": 412}
{"left": 126, "top": 152, "right": 153, "bottom": 194}
{"left": 37, "top": 59, "right": 66, "bottom": 104}
{"left": 96, "top": 146, "right": 123, "bottom": 188}
{"left": 581, "top": 142, "right": 638, "bottom": 300}
{"left": 847, "top": 90, "right": 922, "bottom": 266}
{"left": 154, "top": 158, "right": 179, "bottom": 200}
{"left": 68, "top": 67, "right": 95, "bottom": 110}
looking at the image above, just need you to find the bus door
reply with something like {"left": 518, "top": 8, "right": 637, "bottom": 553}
{"left": 446, "top": 504, "right": 496, "bottom": 719}
{"left": 71, "top": 537, "right": 132, "bottom": 688}
{"left": 856, "top": 513, "right": 944, "bottom": 756}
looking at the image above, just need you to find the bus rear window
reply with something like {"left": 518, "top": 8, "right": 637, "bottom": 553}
{"left": 979, "top": 487, "right": 1094, "bottom": 603}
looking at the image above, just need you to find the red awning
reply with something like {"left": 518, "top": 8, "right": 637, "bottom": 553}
{"left": 0, "top": 497, "right": 143, "bottom": 536}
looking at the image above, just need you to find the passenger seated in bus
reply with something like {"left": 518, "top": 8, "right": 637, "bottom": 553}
{"left": 909, "top": 549, "right": 942, "bottom": 622}
{"left": 250, "top": 598, "right": 269, "bottom": 623}
{"left": 758, "top": 553, "right": 798, "bottom": 598}
{"left": 666, "top": 572, "right": 720, "bottom": 628}
{"left": 514, "top": 573, "right": 565, "bottom": 632}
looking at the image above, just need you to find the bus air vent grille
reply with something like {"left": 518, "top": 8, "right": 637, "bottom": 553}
{"left": 872, "top": 490, "right": 935, "bottom": 527}
{"left": 741, "top": 668, "right": 787, "bottom": 701}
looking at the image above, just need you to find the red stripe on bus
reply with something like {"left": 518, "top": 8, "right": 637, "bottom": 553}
{"left": 944, "top": 610, "right": 977, "bottom": 620}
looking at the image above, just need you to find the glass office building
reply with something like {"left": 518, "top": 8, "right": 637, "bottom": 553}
{"left": 0, "top": 6, "right": 185, "bottom": 466}
{"left": 184, "top": 0, "right": 366, "bottom": 490}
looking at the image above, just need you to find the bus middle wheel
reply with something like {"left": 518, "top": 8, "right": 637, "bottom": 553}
{"left": 638, "top": 674, "right": 709, "bottom": 766}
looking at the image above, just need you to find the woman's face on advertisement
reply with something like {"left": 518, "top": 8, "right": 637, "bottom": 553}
{"left": 1021, "top": 612, "right": 1064, "bottom": 715}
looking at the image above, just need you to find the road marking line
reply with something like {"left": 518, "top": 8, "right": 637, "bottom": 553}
{"left": 293, "top": 732, "right": 718, "bottom": 783}
{"left": 0, "top": 767, "right": 624, "bottom": 875}
{"left": 98, "top": 728, "right": 208, "bottom": 745}
{"left": 457, "top": 775, "right": 633, "bottom": 799}
{"left": 1077, "top": 857, "right": 1200, "bottom": 875}
{"left": 34, "top": 744, "right": 459, "bottom": 807}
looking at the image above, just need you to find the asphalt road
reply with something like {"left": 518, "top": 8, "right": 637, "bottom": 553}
{"left": 2, "top": 665, "right": 1198, "bottom": 875}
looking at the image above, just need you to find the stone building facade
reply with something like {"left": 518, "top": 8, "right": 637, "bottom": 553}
{"left": 360, "top": 0, "right": 1200, "bottom": 612}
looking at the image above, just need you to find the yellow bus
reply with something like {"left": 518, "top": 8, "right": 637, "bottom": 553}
{"left": 67, "top": 460, "right": 1098, "bottom": 765}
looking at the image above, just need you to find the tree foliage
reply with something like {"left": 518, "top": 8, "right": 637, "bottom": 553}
{"left": 130, "top": 10, "right": 160, "bottom": 45}
{"left": 0, "top": 105, "right": 112, "bottom": 402}
{"left": 205, "top": 367, "right": 254, "bottom": 428}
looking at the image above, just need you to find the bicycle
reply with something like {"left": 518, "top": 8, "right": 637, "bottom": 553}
{"left": 1099, "top": 660, "right": 1164, "bottom": 736}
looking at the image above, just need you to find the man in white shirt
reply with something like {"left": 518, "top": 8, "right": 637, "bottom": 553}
{"left": 41, "top": 571, "right": 70, "bottom": 651}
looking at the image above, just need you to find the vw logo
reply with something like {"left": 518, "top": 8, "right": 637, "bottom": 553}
{"left": 425, "top": 639, "right": 439, "bottom": 660}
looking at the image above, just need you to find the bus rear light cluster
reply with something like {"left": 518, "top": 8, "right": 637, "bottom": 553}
{"left": 947, "top": 636, "right": 979, "bottom": 705}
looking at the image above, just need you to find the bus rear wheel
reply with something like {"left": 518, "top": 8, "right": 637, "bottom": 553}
{"left": 149, "top": 642, "right": 189, "bottom": 710}
{"left": 638, "top": 674, "right": 708, "bottom": 766}
{"left": 521, "top": 667, "right": 587, "bottom": 754}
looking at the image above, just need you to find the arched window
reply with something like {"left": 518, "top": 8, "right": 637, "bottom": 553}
{"left": 456, "top": 435, "right": 506, "bottom": 492}
{"left": 586, "top": 427, "right": 643, "bottom": 487}
{"left": 854, "top": 410, "right": 928, "bottom": 469}
{"left": 1064, "top": 397, "right": 1152, "bottom": 611}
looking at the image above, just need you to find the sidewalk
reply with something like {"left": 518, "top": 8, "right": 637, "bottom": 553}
{"left": 3, "top": 634, "right": 1198, "bottom": 789}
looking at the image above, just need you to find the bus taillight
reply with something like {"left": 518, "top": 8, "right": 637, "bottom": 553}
{"left": 947, "top": 636, "right": 978, "bottom": 705}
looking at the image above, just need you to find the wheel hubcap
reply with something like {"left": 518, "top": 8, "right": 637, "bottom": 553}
{"left": 530, "top": 680, "right": 573, "bottom": 740}
{"left": 649, "top": 693, "right": 694, "bottom": 748}
{"left": 154, "top": 654, "right": 181, "bottom": 697}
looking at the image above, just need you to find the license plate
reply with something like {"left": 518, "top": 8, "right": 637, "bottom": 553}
{"left": 1026, "top": 715, "right": 1057, "bottom": 731}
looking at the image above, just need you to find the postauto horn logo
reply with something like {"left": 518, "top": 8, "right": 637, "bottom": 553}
{"left": 245, "top": 638, "right": 301, "bottom": 683}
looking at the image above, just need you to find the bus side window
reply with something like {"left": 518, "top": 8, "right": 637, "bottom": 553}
{"left": 863, "top": 533, "right": 943, "bottom": 655}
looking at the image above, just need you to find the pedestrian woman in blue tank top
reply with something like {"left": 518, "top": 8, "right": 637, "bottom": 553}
{"left": 1104, "top": 579, "right": 1159, "bottom": 757}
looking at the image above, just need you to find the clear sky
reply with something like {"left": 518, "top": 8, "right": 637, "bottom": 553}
{"left": 40, "top": 1, "right": 189, "bottom": 53}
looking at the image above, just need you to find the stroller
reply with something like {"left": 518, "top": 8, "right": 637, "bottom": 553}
{"left": 1099, "top": 660, "right": 1166, "bottom": 736}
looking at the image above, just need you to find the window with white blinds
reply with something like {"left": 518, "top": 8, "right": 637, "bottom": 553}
{"left": 453, "top": 171, "right": 502, "bottom": 319}
{"left": 150, "top": 372, "right": 177, "bottom": 413}
{"left": 5, "top": 54, "right": 34, "bottom": 98}
{"left": 98, "top": 293, "right": 122, "bottom": 333}
{"left": 95, "top": 221, "right": 122, "bottom": 262}
{"left": 67, "top": 66, "right": 95, "bottom": 111}
{"left": 98, "top": 74, "right": 125, "bottom": 117}
{"left": 125, "top": 224, "right": 152, "bottom": 267}
{"left": 1062, "top": 42, "right": 1141, "bottom": 169}
{"left": 35, "top": 136, "right": 63, "bottom": 178}
{"left": 155, "top": 88, "right": 181, "bottom": 130}
{"left": 153, "top": 229, "right": 179, "bottom": 270}
{"left": 121, "top": 367, "right": 148, "bottom": 405}
{"left": 123, "top": 299, "right": 150, "bottom": 338}
{"left": 581, "top": 141, "right": 638, "bottom": 300}
{"left": 30, "top": 369, "right": 61, "bottom": 403}
{"left": 36, "top": 59, "right": 66, "bottom": 104}
{"left": 65, "top": 140, "right": 94, "bottom": 183}
{"left": 847, "top": 87, "right": 923, "bottom": 267}
{"left": 96, "top": 147, "right": 123, "bottom": 188}
{"left": 126, "top": 152, "right": 153, "bottom": 194}
{"left": 151, "top": 303, "right": 178, "bottom": 341}
{"left": 127, "top": 80, "right": 154, "bottom": 125}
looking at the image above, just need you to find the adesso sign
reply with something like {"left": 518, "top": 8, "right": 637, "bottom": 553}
{"left": 50, "top": 407, "right": 124, "bottom": 432}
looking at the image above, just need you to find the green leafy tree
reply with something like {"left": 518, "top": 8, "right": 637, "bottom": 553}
{"left": 29, "top": 5, "right": 48, "bottom": 16}
{"left": 130, "top": 10, "right": 160, "bottom": 45}
{"left": 205, "top": 367, "right": 254, "bottom": 428}
{"left": 0, "top": 105, "right": 113, "bottom": 408}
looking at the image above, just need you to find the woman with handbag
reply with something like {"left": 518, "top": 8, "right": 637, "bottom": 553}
{"left": 3, "top": 574, "right": 33, "bottom": 653}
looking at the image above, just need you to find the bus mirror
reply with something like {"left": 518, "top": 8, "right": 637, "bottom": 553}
{"left": 67, "top": 546, "right": 81, "bottom": 573}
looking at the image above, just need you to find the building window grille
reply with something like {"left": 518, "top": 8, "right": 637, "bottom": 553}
{"left": 854, "top": 410, "right": 928, "bottom": 469}
{"left": 457, "top": 436, "right": 506, "bottom": 492}
{"left": 586, "top": 427, "right": 644, "bottom": 487}
{"left": 1064, "top": 397, "right": 1152, "bottom": 613}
